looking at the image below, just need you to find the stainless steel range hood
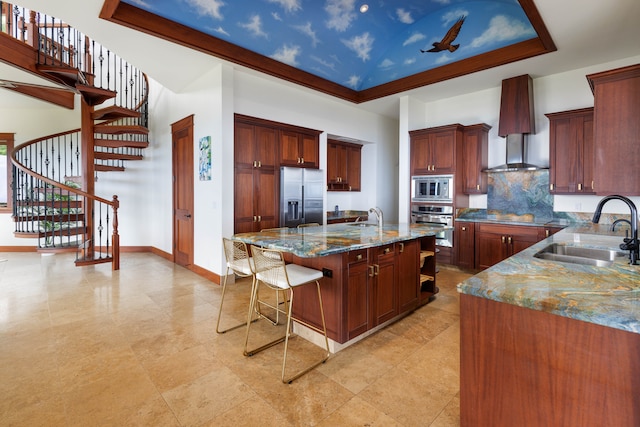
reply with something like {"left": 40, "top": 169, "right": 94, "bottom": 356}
{"left": 484, "top": 74, "right": 546, "bottom": 172}
{"left": 484, "top": 133, "right": 546, "bottom": 172}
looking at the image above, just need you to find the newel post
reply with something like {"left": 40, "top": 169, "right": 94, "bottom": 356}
{"left": 112, "top": 195, "right": 120, "bottom": 271}
{"left": 26, "top": 10, "right": 37, "bottom": 47}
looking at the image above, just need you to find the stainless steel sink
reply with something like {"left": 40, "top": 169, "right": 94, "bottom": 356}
{"left": 533, "top": 243, "right": 626, "bottom": 267}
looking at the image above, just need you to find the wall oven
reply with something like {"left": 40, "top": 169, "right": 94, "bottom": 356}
{"left": 411, "top": 175, "right": 453, "bottom": 203}
{"left": 411, "top": 205, "right": 453, "bottom": 248}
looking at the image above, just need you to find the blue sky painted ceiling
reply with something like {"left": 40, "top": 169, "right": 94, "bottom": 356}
{"left": 122, "top": 0, "right": 536, "bottom": 91}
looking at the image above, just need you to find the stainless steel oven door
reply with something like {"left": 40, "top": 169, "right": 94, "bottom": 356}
{"left": 411, "top": 213, "right": 453, "bottom": 247}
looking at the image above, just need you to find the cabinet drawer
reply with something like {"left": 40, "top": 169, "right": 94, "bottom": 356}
{"left": 348, "top": 249, "right": 368, "bottom": 264}
{"left": 475, "top": 222, "right": 539, "bottom": 237}
{"left": 373, "top": 244, "right": 395, "bottom": 259}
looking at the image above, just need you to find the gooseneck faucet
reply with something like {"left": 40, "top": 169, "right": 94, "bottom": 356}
{"left": 592, "top": 195, "right": 638, "bottom": 265}
{"left": 369, "top": 207, "right": 384, "bottom": 227}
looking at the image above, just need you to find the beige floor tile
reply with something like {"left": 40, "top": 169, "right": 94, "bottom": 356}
{"left": 316, "top": 396, "right": 403, "bottom": 427}
{"left": 0, "top": 252, "right": 470, "bottom": 427}
{"left": 162, "top": 368, "right": 255, "bottom": 427}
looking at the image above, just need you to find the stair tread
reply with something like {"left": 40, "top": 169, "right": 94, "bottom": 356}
{"left": 95, "top": 164, "right": 125, "bottom": 172}
{"left": 76, "top": 84, "right": 117, "bottom": 106}
{"left": 94, "top": 138, "right": 149, "bottom": 149}
{"left": 94, "top": 124, "right": 149, "bottom": 135}
{"left": 94, "top": 152, "right": 143, "bottom": 161}
{"left": 92, "top": 105, "right": 141, "bottom": 120}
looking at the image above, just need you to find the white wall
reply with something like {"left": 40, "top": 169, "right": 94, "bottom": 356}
{"left": 403, "top": 55, "right": 640, "bottom": 213}
{"left": 0, "top": 103, "right": 81, "bottom": 246}
{"left": 233, "top": 70, "right": 400, "bottom": 223}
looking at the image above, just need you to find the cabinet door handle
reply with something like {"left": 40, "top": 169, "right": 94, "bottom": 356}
{"left": 550, "top": 183, "right": 554, "bottom": 191}
{"left": 508, "top": 236, "right": 512, "bottom": 245}
{"left": 546, "top": 229, "right": 550, "bottom": 238}
{"left": 462, "top": 226, "right": 467, "bottom": 231}
{"left": 399, "top": 243, "right": 404, "bottom": 253}
{"left": 578, "top": 183, "right": 582, "bottom": 191}
{"left": 356, "top": 254, "right": 363, "bottom": 261}
{"left": 369, "top": 265, "right": 375, "bottom": 277}
{"left": 253, "top": 216, "right": 257, "bottom": 222}
{"left": 374, "top": 264, "right": 379, "bottom": 276}
{"left": 258, "top": 215, "right": 261, "bottom": 222}
{"left": 502, "top": 235, "right": 506, "bottom": 244}
{"left": 384, "top": 247, "right": 391, "bottom": 254}
{"left": 253, "top": 160, "right": 257, "bottom": 168}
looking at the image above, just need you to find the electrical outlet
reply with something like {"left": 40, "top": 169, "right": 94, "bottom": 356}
{"left": 322, "top": 268, "right": 333, "bottom": 278}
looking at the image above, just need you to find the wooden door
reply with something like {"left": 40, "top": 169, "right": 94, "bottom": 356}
{"left": 346, "top": 144, "right": 361, "bottom": 191}
{"left": 280, "top": 130, "right": 301, "bottom": 166}
{"left": 410, "top": 133, "right": 431, "bottom": 175}
{"left": 432, "top": 130, "right": 456, "bottom": 173}
{"left": 172, "top": 115, "right": 194, "bottom": 267}
{"left": 347, "top": 253, "right": 370, "bottom": 339}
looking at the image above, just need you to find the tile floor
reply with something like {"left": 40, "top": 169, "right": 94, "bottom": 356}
{"left": 0, "top": 252, "right": 472, "bottom": 426}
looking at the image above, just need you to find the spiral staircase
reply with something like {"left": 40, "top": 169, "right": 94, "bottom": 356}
{"left": 1, "top": 4, "right": 151, "bottom": 270}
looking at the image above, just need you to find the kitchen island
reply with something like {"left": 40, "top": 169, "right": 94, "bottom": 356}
{"left": 457, "top": 224, "right": 640, "bottom": 426}
{"left": 233, "top": 223, "right": 448, "bottom": 351}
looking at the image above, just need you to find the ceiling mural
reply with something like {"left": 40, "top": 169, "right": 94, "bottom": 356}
{"left": 121, "top": 0, "right": 537, "bottom": 91}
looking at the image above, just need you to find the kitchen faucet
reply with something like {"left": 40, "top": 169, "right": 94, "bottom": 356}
{"left": 369, "top": 207, "right": 383, "bottom": 227}
{"left": 592, "top": 195, "right": 638, "bottom": 265}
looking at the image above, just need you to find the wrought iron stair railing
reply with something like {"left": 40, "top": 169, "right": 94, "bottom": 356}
{"left": 2, "top": 3, "right": 151, "bottom": 270}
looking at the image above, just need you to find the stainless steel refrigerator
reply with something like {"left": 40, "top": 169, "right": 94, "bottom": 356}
{"left": 280, "top": 167, "right": 324, "bottom": 227}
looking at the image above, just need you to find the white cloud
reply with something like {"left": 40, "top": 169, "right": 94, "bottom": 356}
{"left": 325, "top": 0, "right": 357, "bottom": 32}
{"left": 403, "top": 32, "right": 426, "bottom": 46}
{"left": 435, "top": 54, "right": 453, "bottom": 65}
{"left": 442, "top": 9, "right": 468, "bottom": 26}
{"left": 270, "top": 44, "right": 301, "bottom": 66}
{"left": 345, "top": 75, "right": 361, "bottom": 89}
{"left": 342, "top": 32, "right": 374, "bottom": 62}
{"left": 272, "top": 12, "right": 283, "bottom": 21}
{"left": 310, "top": 55, "right": 336, "bottom": 71}
{"left": 404, "top": 57, "right": 416, "bottom": 65}
{"left": 397, "top": 8, "right": 414, "bottom": 24}
{"left": 239, "top": 15, "right": 268, "bottom": 38}
{"left": 379, "top": 59, "right": 394, "bottom": 68}
{"left": 293, "top": 22, "right": 320, "bottom": 47}
{"left": 213, "top": 26, "right": 230, "bottom": 37}
{"left": 267, "top": 0, "right": 301, "bottom": 13}
{"left": 470, "top": 15, "right": 535, "bottom": 48}
{"left": 433, "top": 0, "right": 450, "bottom": 4}
{"left": 185, "top": 0, "right": 225, "bottom": 20}
{"left": 129, "top": 0, "right": 153, "bottom": 9}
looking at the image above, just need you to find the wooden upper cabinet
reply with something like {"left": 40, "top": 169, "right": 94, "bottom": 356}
{"left": 234, "top": 117, "right": 277, "bottom": 170}
{"left": 587, "top": 64, "right": 640, "bottom": 196}
{"left": 410, "top": 124, "right": 462, "bottom": 175}
{"left": 460, "top": 123, "right": 491, "bottom": 194}
{"left": 280, "top": 130, "right": 319, "bottom": 168}
{"left": 498, "top": 74, "right": 535, "bottom": 136}
{"left": 327, "top": 140, "right": 362, "bottom": 191}
{"left": 546, "top": 107, "right": 594, "bottom": 194}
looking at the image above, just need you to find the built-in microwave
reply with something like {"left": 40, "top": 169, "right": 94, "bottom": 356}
{"left": 411, "top": 175, "right": 453, "bottom": 203}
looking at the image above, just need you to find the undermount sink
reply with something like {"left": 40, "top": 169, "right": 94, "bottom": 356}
{"left": 533, "top": 243, "right": 626, "bottom": 267}
{"left": 347, "top": 222, "right": 377, "bottom": 227}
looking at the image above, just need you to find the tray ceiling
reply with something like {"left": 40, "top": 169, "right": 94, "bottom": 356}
{"left": 101, "top": 0, "right": 555, "bottom": 103}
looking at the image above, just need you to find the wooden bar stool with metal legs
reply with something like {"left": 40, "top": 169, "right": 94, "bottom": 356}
{"left": 244, "top": 245, "right": 330, "bottom": 383}
{"left": 216, "top": 238, "right": 256, "bottom": 334}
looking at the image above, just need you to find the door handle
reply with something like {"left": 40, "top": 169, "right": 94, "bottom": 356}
{"left": 369, "top": 265, "right": 374, "bottom": 277}
{"left": 186, "top": 214, "right": 192, "bottom": 218}
{"left": 374, "top": 264, "right": 379, "bottom": 276}
{"left": 507, "top": 236, "right": 512, "bottom": 245}
{"left": 399, "top": 242, "right": 404, "bottom": 253}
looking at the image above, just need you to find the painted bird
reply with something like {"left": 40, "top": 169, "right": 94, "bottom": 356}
{"left": 421, "top": 16, "right": 466, "bottom": 53}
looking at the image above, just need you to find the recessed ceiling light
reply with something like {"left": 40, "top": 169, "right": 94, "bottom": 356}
{"left": 360, "top": 4, "right": 369, "bottom": 13}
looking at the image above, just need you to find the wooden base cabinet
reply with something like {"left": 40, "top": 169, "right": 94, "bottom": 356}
{"left": 290, "top": 236, "right": 436, "bottom": 344}
{"left": 461, "top": 294, "right": 640, "bottom": 426}
{"left": 454, "top": 222, "right": 475, "bottom": 270}
{"left": 474, "top": 223, "right": 541, "bottom": 270}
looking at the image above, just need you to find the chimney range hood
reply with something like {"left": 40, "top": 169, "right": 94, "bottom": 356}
{"left": 485, "top": 74, "right": 546, "bottom": 172}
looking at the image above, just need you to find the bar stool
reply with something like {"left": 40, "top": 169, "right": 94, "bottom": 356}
{"left": 244, "top": 245, "right": 330, "bottom": 383}
{"left": 216, "top": 238, "right": 256, "bottom": 334}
